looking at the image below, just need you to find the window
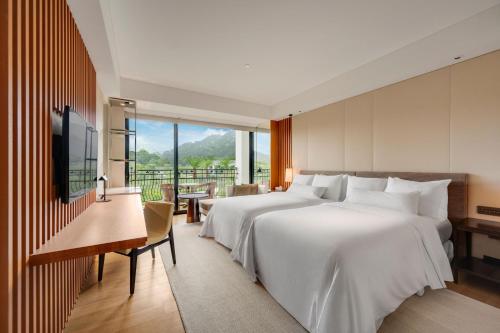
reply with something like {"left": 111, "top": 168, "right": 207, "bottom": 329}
{"left": 252, "top": 131, "right": 270, "bottom": 188}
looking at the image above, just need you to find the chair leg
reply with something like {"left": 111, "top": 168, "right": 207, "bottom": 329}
{"left": 151, "top": 247, "right": 155, "bottom": 259}
{"left": 169, "top": 229, "right": 176, "bottom": 265}
{"left": 129, "top": 249, "right": 138, "bottom": 295}
{"left": 98, "top": 253, "right": 105, "bottom": 282}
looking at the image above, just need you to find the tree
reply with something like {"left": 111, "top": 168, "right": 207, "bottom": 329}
{"left": 199, "top": 156, "right": 214, "bottom": 169}
{"left": 216, "top": 158, "right": 234, "bottom": 169}
{"left": 184, "top": 156, "right": 204, "bottom": 178}
{"left": 184, "top": 156, "right": 203, "bottom": 169}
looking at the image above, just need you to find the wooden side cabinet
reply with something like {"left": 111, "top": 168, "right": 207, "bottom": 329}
{"left": 453, "top": 218, "right": 500, "bottom": 284}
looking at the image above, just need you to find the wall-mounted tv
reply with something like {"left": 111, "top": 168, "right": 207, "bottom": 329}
{"left": 60, "top": 106, "right": 98, "bottom": 203}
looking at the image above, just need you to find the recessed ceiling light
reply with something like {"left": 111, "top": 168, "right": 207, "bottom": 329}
{"left": 244, "top": 64, "right": 251, "bottom": 69}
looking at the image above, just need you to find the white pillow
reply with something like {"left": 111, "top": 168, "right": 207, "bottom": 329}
{"left": 339, "top": 174, "right": 349, "bottom": 201}
{"left": 292, "top": 174, "right": 314, "bottom": 185}
{"left": 311, "top": 175, "right": 343, "bottom": 201}
{"left": 346, "top": 189, "right": 420, "bottom": 214}
{"left": 287, "top": 184, "right": 327, "bottom": 198}
{"left": 346, "top": 176, "right": 387, "bottom": 198}
{"left": 385, "top": 177, "right": 451, "bottom": 221}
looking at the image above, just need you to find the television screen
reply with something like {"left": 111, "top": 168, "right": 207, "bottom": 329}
{"left": 62, "top": 106, "right": 97, "bottom": 203}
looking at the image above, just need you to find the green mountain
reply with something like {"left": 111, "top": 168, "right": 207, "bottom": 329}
{"left": 133, "top": 131, "right": 269, "bottom": 169}
{"left": 162, "top": 131, "right": 236, "bottom": 164}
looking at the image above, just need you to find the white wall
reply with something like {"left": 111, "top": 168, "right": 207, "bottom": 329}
{"left": 96, "top": 85, "right": 106, "bottom": 195}
{"left": 235, "top": 131, "right": 250, "bottom": 184}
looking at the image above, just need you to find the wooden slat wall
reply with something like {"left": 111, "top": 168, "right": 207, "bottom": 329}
{"left": 1, "top": 1, "right": 97, "bottom": 332}
{"left": 270, "top": 117, "right": 292, "bottom": 190}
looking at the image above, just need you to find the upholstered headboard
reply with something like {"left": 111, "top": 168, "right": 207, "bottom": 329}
{"left": 298, "top": 170, "right": 468, "bottom": 222}
{"left": 299, "top": 170, "right": 356, "bottom": 176}
{"left": 356, "top": 172, "right": 468, "bottom": 222}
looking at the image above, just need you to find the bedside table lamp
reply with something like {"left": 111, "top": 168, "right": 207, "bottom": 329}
{"left": 96, "top": 175, "right": 111, "bottom": 202}
{"left": 285, "top": 168, "right": 293, "bottom": 183}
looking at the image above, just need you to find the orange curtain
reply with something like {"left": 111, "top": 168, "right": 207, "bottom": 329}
{"left": 270, "top": 117, "right": 292, "bottom": 190}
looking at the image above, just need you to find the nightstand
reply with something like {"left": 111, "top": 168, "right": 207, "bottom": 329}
{"left": 453, "top": 218, "right": 500, "bottom": 284}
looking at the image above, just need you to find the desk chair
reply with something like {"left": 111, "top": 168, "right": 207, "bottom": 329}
{"left": 98, "top": 201, "right": 176, "bottom": 294}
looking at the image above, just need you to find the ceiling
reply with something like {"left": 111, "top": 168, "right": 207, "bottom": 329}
{"left": 69, "top": 0, "right": 500, "bottom": 123}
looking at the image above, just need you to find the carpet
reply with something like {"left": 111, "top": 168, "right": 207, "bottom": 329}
{"left": 160, "top": 222, "right": 500, "bottom": 333}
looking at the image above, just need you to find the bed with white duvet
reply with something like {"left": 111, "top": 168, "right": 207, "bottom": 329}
{"left": 199, "top": 191, "right": 331, "bottom": 250}
{"left": 235, "top": 176, "right": 457, "bottom": 333}
{"left": 242, "top": 202, "right": 453, "bottom": 333}
{"left": 199, "top": 174, "right": 345, "bottom": 254}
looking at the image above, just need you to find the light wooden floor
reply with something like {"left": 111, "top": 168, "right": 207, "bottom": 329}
{"left": 448, "top": 274, "right": 500, "bottom": 308}
{"left": 65, "top": 215, "right": 500, "bottom": 332}
{"left": 64, "top": 215, "right": 186, "bottom": 333}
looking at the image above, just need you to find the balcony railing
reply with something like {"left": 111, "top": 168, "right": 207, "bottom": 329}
{"left": 253, "top": 168, "right": 270, "bottom": 188}
{"left": 129, "top": 168, "right": 270, "bottom": 202}
{"left": 129, "top": 168, "right": 234, "bottom": 202}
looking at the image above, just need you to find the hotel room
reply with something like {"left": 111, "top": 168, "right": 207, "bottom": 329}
{"left": 1, "top": 1, "right": 500, "bottom": 332}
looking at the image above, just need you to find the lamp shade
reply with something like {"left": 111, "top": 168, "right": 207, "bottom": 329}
{"left": 285, "top": 168, "right": 293, "bottom": 183}
{"left": 98, "top": 175, "right": 108, "bottom": 182}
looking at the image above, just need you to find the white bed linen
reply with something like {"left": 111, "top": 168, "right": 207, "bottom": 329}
{"left": 199, "top": 192, "right": 329, "bottom": 251}
{"left": 435, "top": 218, "right": 452, "bottom": 243}
{"left": 239, "top": 202, "right": 453, "bottom": 333}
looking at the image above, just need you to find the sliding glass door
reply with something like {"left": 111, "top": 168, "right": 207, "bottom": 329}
{"left": 130, "top": 119, "right": 239, "bottom": 212}
{"left": 129, "top": 118, "right": 270, "bottom": 211}
{"left": 251, "top": 131, "right": 270, "bottom": 188}
{"left": 177, "top": 124, "right": 237, "bottom": 209}
{"left": 128, "top": 118, "right": 175, "bottom": 202}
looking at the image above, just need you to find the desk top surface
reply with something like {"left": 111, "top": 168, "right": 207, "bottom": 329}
{"left": 30, "top": 194, "right": 148, "bottom": 265}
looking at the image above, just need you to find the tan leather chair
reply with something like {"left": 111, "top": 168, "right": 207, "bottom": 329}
{"left": 226, "top": 184, "right": 259, "bottom": 197}
{"left": 160, "top": 183, "right": 175, "bottom": 202}
{"left": 205, "top": 182, "right": 216, "bottom": 198}
{"left": 98, "top": 201, "right": 176, "bottom": 294}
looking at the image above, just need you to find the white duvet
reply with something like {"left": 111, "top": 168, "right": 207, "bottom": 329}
{"left": 199, "top": 192, "right": 329, "bottom": 254}
{"left": 240, "top": 202, "right": 453, "bottom": 333}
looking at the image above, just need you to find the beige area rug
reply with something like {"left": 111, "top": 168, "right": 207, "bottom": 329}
{"left": 160, "top": 223, "right": 500, "bottom": 333}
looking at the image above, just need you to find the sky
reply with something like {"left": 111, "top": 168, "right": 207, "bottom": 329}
{"left": 134, "top": 119, "right": 270, "bottom": 155}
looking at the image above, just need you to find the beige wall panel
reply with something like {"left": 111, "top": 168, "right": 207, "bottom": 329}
{"left": 307, "top": 102, "right": 345, "bottom": 170}
{"left": 292, "top": 113, "right": 309, "bottom": 171}
{"left": 291, "top": 50, "right": 500, "bottom": 259}
{"left": 372, "top": 68, "right": 451, "bottom": 172}
{"left": 345, "top": 93, "right": 373, "bottom": 171}
{"left": 450, "top": 50, "right": 500, "bottom": 224}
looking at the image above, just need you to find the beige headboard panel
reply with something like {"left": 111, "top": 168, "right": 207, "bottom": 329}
{"left": 298, "top": 170, "right": 468, "bottom": 221}
{"left": 355, "top": 171, "right": 468, "bottom": 222}
{"left": 299, "top": 170, "right": 356, "bottom": 176}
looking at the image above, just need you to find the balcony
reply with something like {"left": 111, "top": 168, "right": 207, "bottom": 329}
{"left": 129, "top": 168, "right": 270, "bottom": 203}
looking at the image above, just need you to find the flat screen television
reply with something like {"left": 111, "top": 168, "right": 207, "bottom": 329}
{"left": 61, "top": 106, "right": 98, "bottom": 203}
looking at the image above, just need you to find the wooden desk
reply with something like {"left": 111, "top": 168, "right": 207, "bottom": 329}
{"left": 29, "top": 194, "right": 147, "bottom": 266}
{"left": 106, "top": 186, "right": 142, "bottom": 196}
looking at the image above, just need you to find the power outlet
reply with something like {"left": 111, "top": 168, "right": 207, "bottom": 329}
{"left": 477, "top": 206, "right": 500, "bottom": 217}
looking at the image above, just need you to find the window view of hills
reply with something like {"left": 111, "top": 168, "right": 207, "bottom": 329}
{"left": 131, "top": 129, "right": 270, "bottom": 170}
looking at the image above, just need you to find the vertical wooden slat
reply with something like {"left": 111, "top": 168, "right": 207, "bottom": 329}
{"left": 270, "top": 118, "right": 293, "bottom": 190}
{"left": 0, "top": 0, "right": 10, "bottom": 332}
{"left": 2, "top": 0, "right": 97, "bottom": 332}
